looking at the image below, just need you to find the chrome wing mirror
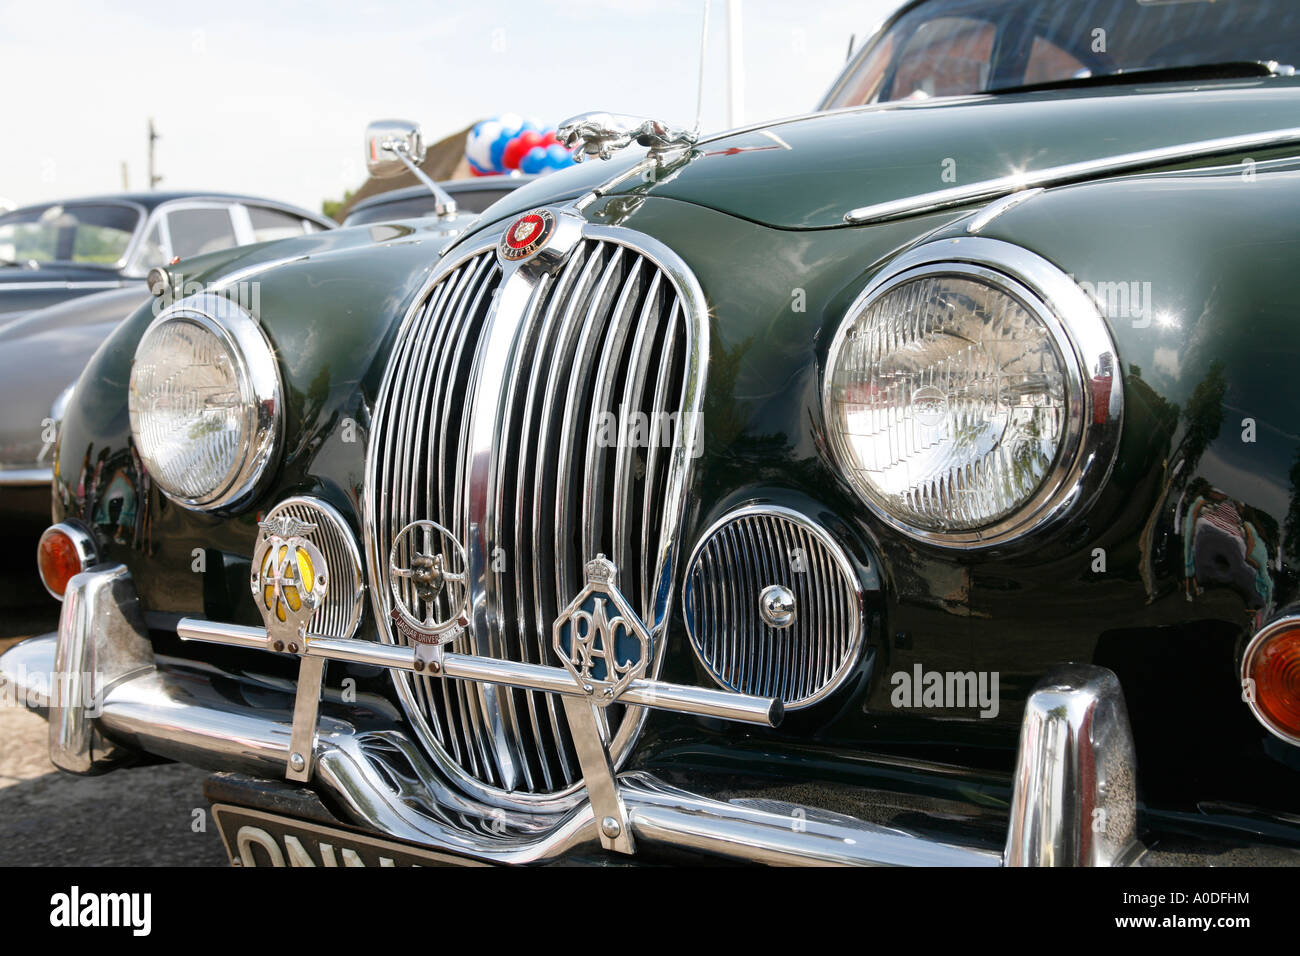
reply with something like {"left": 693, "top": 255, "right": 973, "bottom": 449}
{"left": 558, "top": 112, "right": 697, "bottom": 166}
{"left": 363, "top": 119, "right": 457, "bottom": 217}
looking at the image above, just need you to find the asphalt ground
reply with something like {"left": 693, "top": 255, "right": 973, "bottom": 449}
{"left": 0, "top": 604, "right": 227, "bottom": 866}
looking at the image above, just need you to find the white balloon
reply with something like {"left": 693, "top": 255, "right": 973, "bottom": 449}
{"left": 466, "top": 121, "right": 502, "bottom": 168}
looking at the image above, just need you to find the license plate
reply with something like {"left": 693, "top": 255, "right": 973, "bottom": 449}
{"left": 212, "top": 804, "right": 488, "bottom": 868}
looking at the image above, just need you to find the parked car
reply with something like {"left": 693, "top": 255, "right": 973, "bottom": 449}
{"left": 0, "top": 193, "right": 332, "bottom": 321}
{"left": 342, "top": 176, "right": 533, "bottom": 227}
{"left": 0, "top": 193, "right": 333, "bottom": 580}
{"left": 9, "top": 0, "right": 1300, "bottom": 867}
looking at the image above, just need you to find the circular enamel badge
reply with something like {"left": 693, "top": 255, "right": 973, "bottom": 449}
{"left": 499, "top": 209, "right": 555, "bottom": 262}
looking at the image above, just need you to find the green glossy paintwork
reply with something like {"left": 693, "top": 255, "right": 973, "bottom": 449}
{"left": 53, "top": 77, "right": 1300, "bottom": 826}
{"left": 480, "top": 78, "right": 1300, "bottom": 231}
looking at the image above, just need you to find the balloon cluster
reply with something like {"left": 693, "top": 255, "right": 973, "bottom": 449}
{"left": 466, "top": 114, "right": 576, "bottom": 177}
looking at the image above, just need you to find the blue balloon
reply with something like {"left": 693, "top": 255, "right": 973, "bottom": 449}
{"left": 518, "top": 146, "right": 545, "bottom": 174}
{"left": 488, "top": 132, "right": 513, "bottom": 173}
{"left": 519, "top": 142, "right": 577, "bottom": 175}
{"left": 546, "top": 143, "right": 575, "bottom": 168}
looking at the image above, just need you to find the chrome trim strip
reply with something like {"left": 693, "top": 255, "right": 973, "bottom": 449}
{"left": 966, "top": 188, "right": 1045, "bottom": 234}
{"left": 845, "top": 127, "right": 1300, "bottom": 224}
{"left": 0, "top": 280, "right": 127, "bottom": 291}
{"left": 1004, "top": 665, "right": 1140, "bottom": 867}
{"left": 821, "top": 237, "right": 1123, "bottom": 550}
{"left": 0, "top": 467, "right": 53, "bottom": 485}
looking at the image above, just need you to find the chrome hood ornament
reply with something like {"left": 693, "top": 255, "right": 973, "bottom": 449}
{"left": 558, "top": 112, "right": 698, "bottom": 165}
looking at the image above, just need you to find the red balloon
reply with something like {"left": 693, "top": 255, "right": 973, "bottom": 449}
{"left": 502, "top": 130, "right": 545, "bottom": 171}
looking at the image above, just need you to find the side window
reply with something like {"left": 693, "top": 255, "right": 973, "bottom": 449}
{"left": 887, "top": 17, "right": 995, "bottom": 101}
{"left": 167, "top": 207, "right": 238, "bottom": 259}
{"left": 835, "top": 34, "right": 898, "bottom": 106}
{"left": 453, "top": 189, "right": 513, "bottom": 214}
{"left": 134, "top": 222, "right": 167, "bottom": 269}
{"left": 248, "top": 205, "right": 312, "bottom": 242}
{"left": 1023, "top": 36, "right": 1088, "bottom": 86}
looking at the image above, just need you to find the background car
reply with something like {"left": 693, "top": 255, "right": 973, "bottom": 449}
{"left": 0, "top": 193, "right": 332, "bottom": 321}
{"left": 341, "top": 175, "right": 533, "bottom": 227}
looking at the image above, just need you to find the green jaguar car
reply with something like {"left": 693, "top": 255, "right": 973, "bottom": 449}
{"left": 6, "top": 0, "right": 1300, "bottom": 866}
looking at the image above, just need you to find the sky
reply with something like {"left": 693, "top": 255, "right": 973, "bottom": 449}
{"left": 0, "top": 0, "right": 900, "bottom": 214}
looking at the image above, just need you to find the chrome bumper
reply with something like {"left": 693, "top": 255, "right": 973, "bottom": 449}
{"left": 0, "top": 564, "right": 1140, "bottom": 866}
{"left": 0, "top": 466, "right": 52, "bottom": 486}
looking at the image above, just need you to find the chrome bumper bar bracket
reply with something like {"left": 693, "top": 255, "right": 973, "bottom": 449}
{"left": 1004, "top": 665, "right": 1141, "bottom": 867}
{"left": 50, "top": 564, "right": 155, "bottom": 774}
{"left": 176, "top": 611, "right": 783, "bottom": 858}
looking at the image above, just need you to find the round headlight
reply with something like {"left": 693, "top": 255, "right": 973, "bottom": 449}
{"left": 129, "top": 293, "right": 281, "bottom": 511}
{"left": 824, "top": 238, "right": 1121, "bottom": 548}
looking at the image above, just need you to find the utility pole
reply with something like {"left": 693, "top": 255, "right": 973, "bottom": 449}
{"left": 120, "top": 161, "right": 129, "bottom": 191}
{"left": 148, "top": 118, "right": 163, "bottom": 190}
{"left": 726, "top": 0, "right": 744, "bottom": 129}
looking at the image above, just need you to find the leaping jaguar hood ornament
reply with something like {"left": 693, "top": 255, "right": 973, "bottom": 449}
{"left": 558, "top": 112, "right": 698, "bottom": 165}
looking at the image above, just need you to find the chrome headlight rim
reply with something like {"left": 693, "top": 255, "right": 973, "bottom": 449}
{"left": 130, "top": 292, "right": 282, "bottom": 512}
{"left": 822, "top": 236, "right": 1123, "bottom": 550}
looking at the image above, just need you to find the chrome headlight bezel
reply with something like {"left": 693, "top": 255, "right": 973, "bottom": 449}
{"left": 129, "top": 292, "right": 281, "bottom": 512}
{"left": 822, "top": 237, "right": 1123, "bottom": 549}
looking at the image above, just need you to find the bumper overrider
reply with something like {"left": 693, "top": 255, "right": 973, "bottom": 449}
{"left": 0, "top": 560, "right": 1145, "bottom": 866}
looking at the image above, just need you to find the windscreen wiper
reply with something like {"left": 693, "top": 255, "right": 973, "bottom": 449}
{"left": 987, "top": 61, "right": 1290, "bottom": 97}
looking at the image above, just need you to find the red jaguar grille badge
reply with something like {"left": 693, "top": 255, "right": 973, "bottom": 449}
{"left": 499, "top": 208, "right": 556, "bottom": 262}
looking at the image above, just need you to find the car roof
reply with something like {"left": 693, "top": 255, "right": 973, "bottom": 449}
{"left": 4, "top": 191, "right": 335, "bottom": 227}
{"left": 347, "top": 176, "right": 534, "bottom": 214}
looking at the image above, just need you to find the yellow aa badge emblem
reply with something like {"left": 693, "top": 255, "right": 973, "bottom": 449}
{"left": 251, "top": 514, "right": 329, "bottom": 644}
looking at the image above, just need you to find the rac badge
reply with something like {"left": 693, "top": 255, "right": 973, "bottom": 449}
{"left": 388, "top": 520, "right": 470, "bottom": 665}
{"left": 251, "top": 515, "right": 329, "bottom": 647}
{"left": 498, "top": 208, "right": 555, "bottom": 263}
{"left": 553, "top": 554, "right": 651, "bottom": 705}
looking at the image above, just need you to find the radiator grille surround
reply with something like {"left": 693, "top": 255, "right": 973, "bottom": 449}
{"left": 364, "top": 214, "right": 707, "bottom": 811}
{"left": 682, "top": 506, "right": 864, "bottom": 709}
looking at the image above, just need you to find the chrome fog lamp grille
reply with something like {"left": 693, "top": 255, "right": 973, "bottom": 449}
{"left": 365, "top": 219, "right": 706, "bottom": 808}
{"left": 683, "top": 506, "right": 864, "bottom": 708}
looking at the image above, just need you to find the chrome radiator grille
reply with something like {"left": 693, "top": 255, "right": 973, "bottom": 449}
{"left": 365, "top": 222, "right": 705, "bottom": 806}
